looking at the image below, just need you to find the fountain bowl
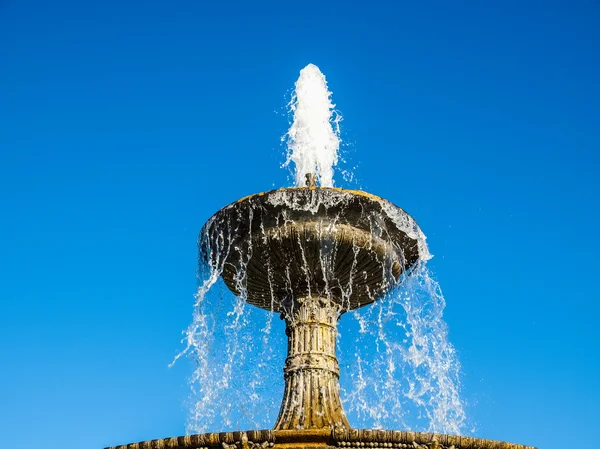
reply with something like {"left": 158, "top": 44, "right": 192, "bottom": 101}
{"left": 200, "top": 187, "right": 423, "bottom": 312}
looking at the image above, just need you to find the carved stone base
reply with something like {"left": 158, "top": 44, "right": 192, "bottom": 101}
{"left": 105, "top": 428, "right": 536, "bottom": 449}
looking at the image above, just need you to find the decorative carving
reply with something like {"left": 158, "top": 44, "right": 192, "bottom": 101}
{"left": 331, "top": 429, "right": 535, "bottom": 449}
{"left": 105, "top": 428, "right": 535, "bottom": 449}
{"left": 220, "top": 432, "right": 275, "bottom": 449}
{"left": 273, "top": 296, "right": 349, "bottom": 430}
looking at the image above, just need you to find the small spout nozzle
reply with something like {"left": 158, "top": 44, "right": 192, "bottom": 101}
{"left": 305, "top": 173, "right": 317, "bottom": 188}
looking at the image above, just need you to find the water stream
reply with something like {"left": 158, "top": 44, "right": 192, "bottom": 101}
{"left": 339, "top": 264, "right": 465, "bottom": 434}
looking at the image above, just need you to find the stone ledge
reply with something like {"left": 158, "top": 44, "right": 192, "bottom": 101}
{"left": 105, "top": 428, "right": 536, "bottom": 449}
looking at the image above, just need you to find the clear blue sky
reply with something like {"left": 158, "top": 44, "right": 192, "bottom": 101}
{"left": 1, "top": 1, "right": 598, "bottom": 448}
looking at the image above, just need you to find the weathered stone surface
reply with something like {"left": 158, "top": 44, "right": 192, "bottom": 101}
{"left": 105, "top": 428, "right": 536, "bottom": 449}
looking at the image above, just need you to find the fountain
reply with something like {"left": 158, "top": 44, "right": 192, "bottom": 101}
{"left": 106, "top": 65, "right": 535, "bottom": 449}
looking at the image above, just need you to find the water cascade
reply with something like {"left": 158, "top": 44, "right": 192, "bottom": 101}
{"left": 108, "top": 64, "right": 535, "bottom": 449}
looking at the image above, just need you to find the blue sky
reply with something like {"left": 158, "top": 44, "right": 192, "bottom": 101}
{"left": 1, "top": 1, "right": 598, "bottom": 448}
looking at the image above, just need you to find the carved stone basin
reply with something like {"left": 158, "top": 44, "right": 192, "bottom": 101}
{"left": 105, "top": 428, "right": 536, "bottom": 449}
{"left": 199, "top": 187, "right": 423, "bottom": 312}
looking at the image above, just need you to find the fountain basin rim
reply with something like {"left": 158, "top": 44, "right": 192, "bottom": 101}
{"left": 233, "top": 187, "right": 389, "bottom": 206}
{"left": 105, "top": 428, "right": 536, "bottom": 449}
{"left": 200, "top": 187, "right": 427, "bottom": 262}
{"left": 202, "top": 186, "right": 430, "bottom": 263}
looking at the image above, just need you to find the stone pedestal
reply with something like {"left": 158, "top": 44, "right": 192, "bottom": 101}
{"left": 274, "top": 296, "right": 349, "bottom": 430}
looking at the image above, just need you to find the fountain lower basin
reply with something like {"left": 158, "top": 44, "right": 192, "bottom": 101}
{"left": 105, "top": 428, "right": 536, "bottom": 449}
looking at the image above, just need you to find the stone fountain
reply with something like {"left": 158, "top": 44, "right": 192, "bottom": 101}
{"left": 107, "top": 180, "right": 535, "bottom": 449}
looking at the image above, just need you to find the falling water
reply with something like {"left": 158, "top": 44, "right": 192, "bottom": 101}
{"left": 172, "top": 226, "right": 285, "bottom": 434}
{"left": 283, "top": 63, "right": 342, "bottom": 187}
{"left": 339, "top": 265, "right": 466, "bottom": 434}
{"left": 173, "top": 63, "right": 466, "bottom": 435}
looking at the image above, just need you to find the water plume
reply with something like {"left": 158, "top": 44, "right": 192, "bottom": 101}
{"left": 284, "top": 63, "right": 342, "bottom": 187}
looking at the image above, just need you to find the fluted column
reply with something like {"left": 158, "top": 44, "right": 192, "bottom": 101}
{"left": 273, "top": 296, "right": 350, "bottom": 430}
